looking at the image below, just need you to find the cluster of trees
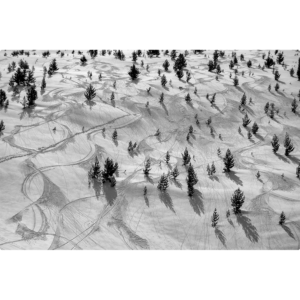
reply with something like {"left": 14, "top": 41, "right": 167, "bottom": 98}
{"left": 114, "top": 50, "right": 125, "bottom": 60}
{"left": 88, "top": 50, "right": 98, "bottom": 59}
{"left": 22, "top": 85, "right": 38, "bottom": 108}
{"left": 47, "top": 59, "right": 59, "bottom": 76}
{"left": 42, "top": 51, "right": 51, "bottom": 58}
{"left": 271, "top": 133, "right": 295, "bottom": 156}
{"left": 147, "top": 50, "right": 160, "bottom": 57}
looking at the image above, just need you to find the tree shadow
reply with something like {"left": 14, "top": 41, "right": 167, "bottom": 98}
{"left": 215, "top": 227, "right": 227, "bottom": 248}
{"left": 227, "top": 217, "right": 235, "bottom": 227}
{"left": 113, "top": 139, "right": 118, "bottom": 147}
{"left": 19, "top": 106, "right": 35, "bottom": 120}
{"left": 160, "top": 102, "right": 169, "bottom": 116}
{"left": 288, "top": 155, "right": 300, "bottom": 165}
{"left": 145, "top": 175, "right": 154, "bottom": 185}
{"left": 111, "top": 99, "right": 116, "bottom": 107}
{"left": 255, "top": 133, "right": 264, "bottom": 141}
{"left": 162, "top": 85, "right": 169, "bottom": 92}
{"left": 144, "top": 195, "right": 149, "bottom": 207}
{"left": 234, "top": 86, "right": 244, "bottom": 94}
{"left": 90, "top": 179, "right": 102, "bottom": 200}
{"left": 209, "top": 175, "right": 219, "bottom": 182}
{"left": 236, "top": 213, "right": 259, "bottom": 243}
{"left": 102, "top": 182, "right": 117, "bottom": 206}
{"left": 225, "top": 171, "right": 243, "bottom": 186}
{"left": 85, "top": 100, "right": 96, "bottom": 109}
{"left": 159, "top": 191, "right": 175, "bottom": 213}
{"left": 281, "top": 224, "right": 295, "bottom": 240}
{"left": 189, "top": 189, "right": 204, "bottom": 216}
{"left": 170, "top": 178, "right": 182, "bottom": 189}
{"left": 274, "top": 152, "right": 290, "bottom": 164}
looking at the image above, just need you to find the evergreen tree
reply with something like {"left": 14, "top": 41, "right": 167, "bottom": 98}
{"left": 143, "top": 158, "right": 151, "bottom": 175}
{"left": 41, "top": 76, "right": 46, "bottom": 90}
{"left": 223, "top": 149, "right": 234, "bottom": 172}
{"left": 128, "top": 64, "right": 140, "bottom": 80}
{"left": 12, "top": 67, "right": 26, "bottom": 85}
{"left": 111, "top": 92, "right": 115, "bottom": 102}
{"left": 247, "top": 60, "right": 252, "bottom": 68}
{"left": 102, "top": 157, "right": 118, "bottom": 181}
{"left": 132, "top": 51, "right": 138, "bottom": 62}
{"left": 170, "top": 50, "right": 177, "bottom": 61}
{"left": 159, "top": 92, "right": 164, "bottom": 103}
{"left": 231, "top": 188, "right": 245, "bottom": 214}
{"left": 26, "top": 70, "right": 35, "bottom": 86}
{"left": 274, "top": 70, "right": 280, "bottom": 81}
{"left": 49, "top": 59, "right": 59, "bottom": 73}
{"left": 284, "top": 132, "right": 294, "bottom": 156}
{"left": 11, "top": 61, "right": 16, "bottom": 70}
{"left": 247, "top": 131, "right": 252, "bottom": 139}
{"left": 233, "top": 56, "right": 238, "bottom": 64}
{"left": 0, "top": 120, "right": 5, "bottom": 133}
{"left": 210, "top": 162, "right": 216, "bottom": 175}
{"left": 80, "top": 55, "right": 87, "bottom": 65}
{"left": 252, "top": 122, "right": 259, "bottom": 134}
{"left": 276, "top": 52, "right": 284, "bottom": 65}
{"left": 208, "top": 60, "right": 214, "bottom": 71}
{"left": 279, "top": 212, "right": 286, "bottom": 225}
{"left": 217, "top": 148, "right": 221, "bottom": 156}
{"left": 186, "top": 72, "right": 191, "bottom": 82}
{"left": 233, "top": 76, "right": 239, "bottom": 86}
{"left": 171, "top": 166, "right": 179, "bottom": 179}
{"left": 112, "top": 129, "right": 118, "bottom": 140}
{"left": 173, "top": 54, "right": 187, "bottom": 72}
{"left": 240, "top": 93, "right": 247, "bottom": 106}
{"left": 265, "top": 56, "right": 275, "bottom": 68}
{"left": 297, "top": 58, "right": 300, "bottom": 81}
{"left": 88, "top": 156, "right": 102, "bottom": 180}
{"left": 256, "top": 171, "right": 260, "bottom": 179}
{"left": 163, "top": 59, "right": 170, "bottom": 71}
{"left": 290, "top": 68, "right": 294, "bottom": 77}
{"left": 161, "top": 74, "right": 167, "bottom": 87}
{"left": 84, "top": 84, "right": 96, "bottom": 101}
{"left": 26, "top": 85, "right": 38, "bottom": 106}
{"left": 271, "top": 134, "right": 280, "bottom": 153}
{"left": 229, "top": 60, "right": 234, "bottom": 69}
{"left": 264, "top": 102, "right": 270, "bottom": 114}
{"left": 157, "top": 173, "right": 169, "bottom": 191}
{"left": 291, "top": 98, "right": 298, "bottom": 113}
{"left": 176, "top": 69, "right": 184, "bottom": 80}
{"left": 211, "top": 209, "right": 219, "bottom": 228}
{"left": 185, "top": 93, "right": 191, "bottom": 102}
{"left": 296, "top": 163, "right": 300, "bottom": 179}
{"left": 242, "top": 113, "right": 251, "bottom": 127}
{"left": 207, "top": 164, "right": 211, "bottom": 176}
{"left": 182, "top": 147, "right": 191, "bottom": 166}
{"left": 0, "top": 89, "right": 7, "bottom": 106}
{"left": 165, "top": 151, "right": 170, "bottom": 164}
{"left": 275, "top": 83, "right": 280, "bottom": 91}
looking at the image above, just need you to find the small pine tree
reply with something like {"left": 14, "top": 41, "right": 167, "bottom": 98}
{"left": 217, "top": 148, "right": 221, "bottom": 156}
{"left": 80, "top": 55, "right": 87, "bottom": 65}
{"left": 88, "top": 156, "right": 102, "bottom": 180}
{"left": 283, "top": 132, "right": 294, "bottom": 156}
{"left": 211, "top": 209, "right": 219, "bottom": 228}
{"left": 247, "top": 131, "right": 252, "bottom": 139}
{"left": 291, "top": 98, "right": 298, "bottom": 113}
{"left": 240, "top": 93, "right": 247, "bottom": 106}
{"left": 279, "top": 212, "right": 286, "bottom": 225}
{"left": 256, "top": 171, "right": 260, "bottom": 179}
{"left": 84, "top": 84, "right": 96, "bottom": 101}
{"left": 128, "top": 64, "right": 140, "bottom": 80}
{"left": 161, "top": 74, "right": 167, "bottom": 87}
{"left": 275, "top": 83, "right": 280, "bottom": 92}
{"left": 171, "top": 166, "right": 179, "bottom": 179}
{"left": 186, "top": 72, "right": 191, "bottom": 83}
{"left": 176, "top": 69, "right": 184, "bottom": 80}
{"left": 143, "top": 158, "right": 151, "bottom": 175}
{"left": 290, "top": 68, "right": 294, "bottom": 77}
{"left": 132, "top": 51, "right": 138, "bottom": 62}
{"left": 223, "top": 149, "right": 234, "bottom": 172}
{"left": 41, "top": 76, "right": 46, "bottom": 90}
{"left": 231, "top": 188, "right": 245, "bottom": 214}
{"left": 0, "top": 89, "right": 7, "bottom": 106}
{"left": 207, "top": 164, "right": 211, "bottom": 176}
{"left": 0, "top": 120, "right": 5, "bottom": 132}
{"left": 157, "top": 173, "right": 169, "bottom": 191}
{"left": 296, "top": 163, "right": 300, "bottom": 179}
{"left": 252, "top": 122, "right": 259, "bottom": 134}
{"left": 247, "top": 60, "right": 252, "bottom": 68}
{"left": 26, "top": 85, "right": 38, "bottom": 106}
{"left": 165, "top": 151, "right": 170, "bottom": 164}
{"left": 185, "top": 93, "right": 191, "bottom": 103}
{"left": 210, "top": 162, "right": 216, "bottom": 175}
{"left": 159, "top": 93, "right": 164, "bottom": 103}
{"left": 242, "top": 113, "right": 251, "bottom": 127}
{"left": 112, "top": 129, "right": 118, "bottom": 140}
{"left": 297, "top": 58, "right": 300, "bottom": 81}
{"left": 163, "top": 59, "right": 170, "bottom": 71}
{"left": 182, "top": 148, "right": 191, "bottom": 166}
{"left": 233, "top": 76, "right": 239, "bottom": 86}
{"left": 264, "top": 102, "right": 270, "bottom": 114}
{"left": 274, "top": 70, "right": 280, "bottom": 81}
{"left": 111, "top": 92, "right": 115, "bottom": 102}
{"left": 271, "top": 134, "right": 280, "bottom": 153}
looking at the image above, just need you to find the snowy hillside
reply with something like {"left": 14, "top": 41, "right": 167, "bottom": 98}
{"left": 0, "top": 49, "right": 299, "bottom": 250}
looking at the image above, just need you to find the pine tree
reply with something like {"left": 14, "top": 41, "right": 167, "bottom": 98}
{"left": 275, "top": 83, "right": 280, "bottom": 91}
{"left": 163, "top": 59, "right": 170, "bottom": 71}
{"left": 157, "top": 173, "right": 169, "bottom": 191}
{"left": 207, "top": 164, "right": 211, "bottom": 176}
{"left": 187, "top": 163, "right": 198, "bottom": 185}
{"left": 271, "top": 134, "right": 280, "bottom": 153}
{"left": 41, "top": 76, "right": 46, "bottom": 90}
{"left": 247, "top": 131, "right": 252, "bottom": 139}
{"left": 211, "top": 209, "right": 219, "bottom": 228}
{"left": 290, "top": 68, "right": 294, "bottom": 77}
{"left": 161, "top": 74, "right": 167, "bottom": 87}
{"left": 132, "top": 51, "right": 137, "bottom": 62}
{"left": 189, "top": 125, "right": 193, "bottom": 134}
{"left": 185, "top": 93, "right": 191, "bottom": 102}
{"left": 208, "top": 60, "right": 214, "bottom": 71}
{"left": 252, "top": 122, "right": 259, "bottom": 134}
{"left": 291, "top": 98, "right": 298, "bottom": 113}
{"left": 49, "top": 59, "right": 59, "bottom": 72}
{"left": 182, "top": 148, "right": 191, "bottom": 166}
{"left": 279, "top": 212, "right": 286, "bottom": 225}
{"left": 165, "top": 151, "right": 170, "bottom": 164}
{"left": 112, "top": 129, "right": 118, "bottom": 140}
{"left": 0, "top": 120, "right": 5, "bottom": 132}
{"left": 210, "top": 162, "right": 216, "bottom": 175}
{"left": 26, "top": 85, "right": 38, "bottom": 106}
{"left": 170, "top": 50, "right": 177, "bottom": 61}
{"left": 143, "top": 158, "right": 151, "bottom": 175}
{"left": 12, "top": 67, "right": 26, "bottom": 85}
{"left": 264, "top": 102, "right": 270, "bottom": 114}
{"left": 284, "top": 132, "right": 294, "bottom": 156}
{"left": 171, "top": 166, "right": 179, "bottom": 179}
{"left": 274, "top": 70, "right": 280, "bottom": 81}
{"left": 26, "top": 70, "right": 35, "bottom": 86}
{"left": 211, "top": 93, "right": 216, "bottom": 105}
{"left": 247, "top": 60, "right": 252, "bottom": 68}
{"left": 223, "top": 149, "right": 234, "bottom": 172}
{"left": 186, "top": 72, "right": 191, "bottom": 83}
{"left": 0, "top": 89, "right": 7, "bottom": 106}
{"left": 229, "top": 60, "right": 234, "bottom": 69}
{"left": 240, "top": 93, "right": 247, "bottom": 106}
{"left": 217, "top": 148, "right": 221, "bottom": 156}
{"left": 296, "top": 163, "right": 300, "bottom": 179}
{"left": 296, "top": 58, "right": 300, "bottom": 81}
{"left": 176, "top": 69, "right": 184, "bottom": 80}
{"left": 256, "top": 171, "right": 260, "bottom": 179}
{"left": 102, "top": 157, "right": 118, "bottom": 181}
{"left": 111, "top": 92, "right": 115, "bottom": 102}
{"left": 84, "top": 84, "right": 96, "bottom": 101}
{"left": 80, "top": 55, "right": 88, "bottom": 65}
{"left": 88, "top": 156, "right": 102, "bottom": 180}
{"left": 242, "top": 113, "right": 251, "bottom": 127}
{"left": 128, "top": 64, "right": 140, "bottom": 80}
{"left": 265, "top": 56, "right": 275, "bottom": 68}
{"left": 231, "top": 188, "right": 245, "bottom": 214}
{"left": 173, "top": 53, "right": 187, "bottom": 72}
{"left": 159, "top": 92, "right": 164, "bottom": 103}
{"left": 233, "top": 76, "right": 239, "bottom": 86}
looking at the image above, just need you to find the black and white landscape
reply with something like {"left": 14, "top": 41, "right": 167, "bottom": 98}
{"left": 0, "top": 49, "right": 300, "bottom": 250}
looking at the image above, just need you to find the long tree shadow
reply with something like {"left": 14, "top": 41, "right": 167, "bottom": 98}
{"left": 160, "top": 102, "right": 169, "bottom": 116}
{"left": 274, "top": 152, "right": 290, "bottom": 164}
{"left": 144, "top": 195, "right": 149, "bottom": 207}
{"left": 170, "top": 178, "right": 182, "bottom": 189}
{"left": 159, "top": 191, "right": 175, "bottom": 213}
{"left": 90, "top": 179, "right": 102, "bottom": 200}
{"left": 145, "top": 175, "right": 154, "bottom": 185}
{"left": 227, "top": 217, "right": 235, "bottom": 227}
{"left": 281, "top": 224, "right": 295, "bottom": 240}
{"left": 288, "top": 155, "right": 300, "bottom": 165}
{"left": 255, "top": 133, "right": 264, "bottom": 141}
{"left": 209, "top": 175, "right": 219, "bottom": 182}
{"left": 215, "top": 227, "right": 227, "bottom": 248}
{"left": 102, "top": 182, "right": 117, "bottom": 206}
{"left": 236, "top": 213, "right": 259, "bottom": 243}
{"left": 189, "top": 189, "right": 204, "bottom": 216}
{"left": 225, "top": 171, "right": 243, "bottom": 186}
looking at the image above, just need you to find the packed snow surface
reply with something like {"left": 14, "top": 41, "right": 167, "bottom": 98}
{"left": 0, "top": 49, "right": 299, "bottom": 250}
